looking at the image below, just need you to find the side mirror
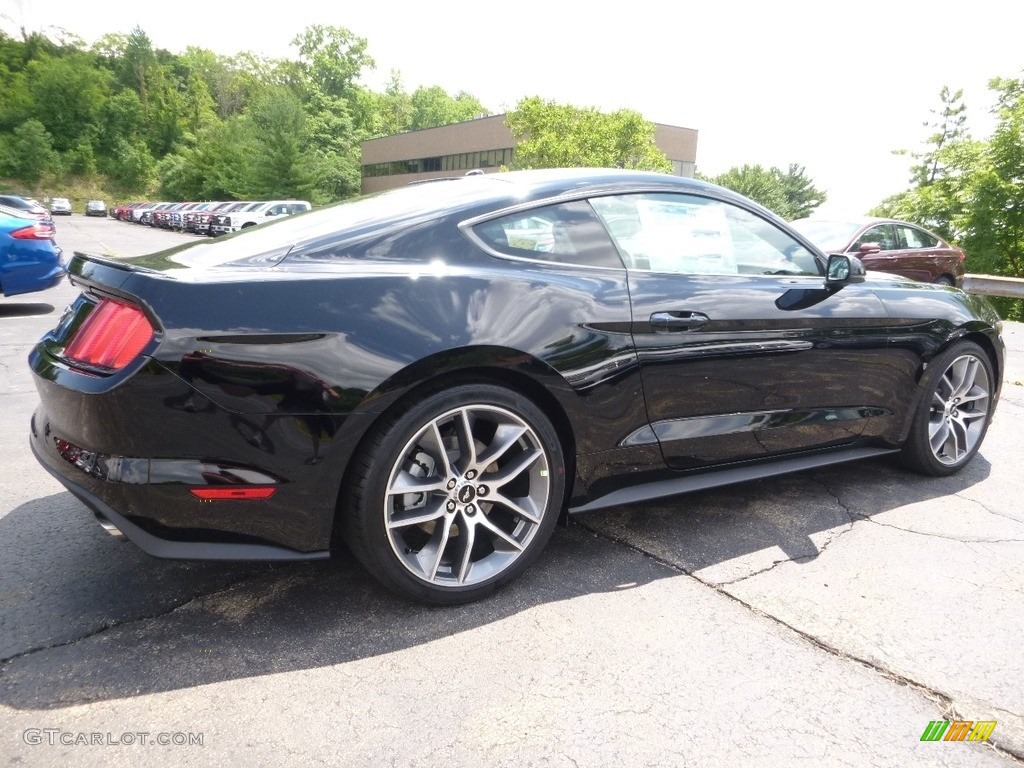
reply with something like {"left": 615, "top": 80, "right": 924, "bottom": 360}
{"left": 826, "top": 254, "right": 867, "bottom": 284}
{"left": 858, "top": 242, "right": 881, "bottom": 255}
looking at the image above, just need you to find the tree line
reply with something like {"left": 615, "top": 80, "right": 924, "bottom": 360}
{"left": 0, "top": 25, "right": 488, "bottom": 203}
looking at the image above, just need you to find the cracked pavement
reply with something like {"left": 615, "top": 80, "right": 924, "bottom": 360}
{"left": 1, "top": 216, "right": 1022, "bottom": 766}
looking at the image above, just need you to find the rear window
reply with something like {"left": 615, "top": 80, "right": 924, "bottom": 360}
{"left": 473, "top": 200, "right": 622, "bottom": 268}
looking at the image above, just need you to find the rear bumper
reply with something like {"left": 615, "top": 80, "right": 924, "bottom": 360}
{"left": 31, "top": 434, "right": 328, "bottom": 561}
{"left": 27, "top": 336, "right": 351, "bottom": 556}
{"left": 30, "top": 406, "right": 331, "bottom": 561}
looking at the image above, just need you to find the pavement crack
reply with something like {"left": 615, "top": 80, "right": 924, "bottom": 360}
{"left": 716, "top": 528, "right": 854, "bottom": 586}
{"left": 710, "top": 476, "right": 858, "bottom": 586}
{"left": 954, "top": 493, "right": 1024, "bottom": 524}
{"left": 851, "top": 514, "right": 1024, "bottom": 543}
{"left": 810, "top": 475, "right": 855, "bottom": 524}
{"left": 812, "top": 475, "right": 1024, "bottom": 543}
{"left": 0, "top": 568, "right": 273, "bottom": 668}
{"left": 716, "top": 558, "right": 796, "bottom": 585}
{"left": 573, "top": 517, "right": 1024, "bottom": 763}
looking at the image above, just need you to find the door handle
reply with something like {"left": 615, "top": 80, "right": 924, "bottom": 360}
{"left": 649, "top": 311, "right": 709, "bottom": 332}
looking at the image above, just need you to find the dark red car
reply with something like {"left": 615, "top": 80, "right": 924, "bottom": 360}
{"left": 790, "top": 217, "right": 966, "bottom": 286}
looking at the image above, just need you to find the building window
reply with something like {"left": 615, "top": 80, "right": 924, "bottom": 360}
{"left": 361, "top": 148, "right": 518, "bottom": 178}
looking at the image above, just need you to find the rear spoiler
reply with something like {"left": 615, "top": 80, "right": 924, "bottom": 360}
{"left": 66, "top": 251, "right": 161, "bottom": 293}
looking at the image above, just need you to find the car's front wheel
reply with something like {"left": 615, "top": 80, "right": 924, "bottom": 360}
{"left": 343, "top": 383, "right": 566, "bottom": 604}
{"left": 901, "top": 340, "right": 995, "bottom": 476}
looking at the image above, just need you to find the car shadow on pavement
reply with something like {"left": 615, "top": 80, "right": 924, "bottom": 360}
{"left": 0, "top": 303, "right": 55, "bottom": 318}
{"left": 579, "top": 453, "right": 993, "bottom": 579}
{"left": 0, "top": 453, "right": 991, "bottom": 710}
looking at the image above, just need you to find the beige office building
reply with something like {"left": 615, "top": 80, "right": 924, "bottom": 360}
{"left": 361, "top": 114, "right": 698, "bottom": 194}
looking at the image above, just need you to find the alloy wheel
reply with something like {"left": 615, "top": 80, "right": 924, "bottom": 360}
{"left": 383, "top": 404, "right": 550, "bottom": 587}
{"left": 928, "top": 353, "right": 991, "bottom": 466}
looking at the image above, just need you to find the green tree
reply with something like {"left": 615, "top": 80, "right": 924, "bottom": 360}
{"left": 706, "top": 163, "right": 826, "bottom": 219}
{"left": 349, "top": 71, "right": 414, "bottom": 138}
{"left": 507, "top": 96, "right": 671, "bottom": 172}
{"left": 911, "top": 86, "right": 969, "bottom": 186}
{"left": 872, "top": 87, "right": 974, "bottom": 240}
{"left": 410, "top": 85, "right": 488, "bottom": 130}
{"left": 960, "top": 77, "right": 1024, "bottom": 288}
{"left": 97, "top": 89, "right": 146, "bottom": 159}
{"left": 244, "top": 88, "right": 317, "bottom": 199}
{"left": 0, "top": 63, "right": 32, "bottom": 131}
{"left": 707, "top": 165, "right": 790, "bottom": 216}
{"left": 90, "top": 32, "right": 129, "bottom": 63}
{"left": 870, "top": 138, "right": 983, "bottom": 242}
{"left": 65, "top": 131, "right": 99, "bottom": 175}
{"left": 304, "top": 92, "right": 361, "bottom": 202}
{"left": 106, "top": 136, "right": 156, "bottom": 190}
{"left": 158, "top": 117, "right": 257, "bottom": 200}
{"left": 290, "top": 25, "right": 374, "bottom": 102}
{"left": 0, "top": 119, "right": 56, "bottom": 182}
{"left": 772, "top": 164, "right": 827, "bottom": 219}
{"left": 26, "top": 53, "right": 109, "bottom": 151}
{"left": 118, "top": 26, "right": 156, "bottom": 102}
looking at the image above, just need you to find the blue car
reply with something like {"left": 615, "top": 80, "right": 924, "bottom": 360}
{"left": 0, "top": 205, "right": 63, "bottom": 296}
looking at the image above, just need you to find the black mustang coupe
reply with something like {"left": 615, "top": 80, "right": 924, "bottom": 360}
{"left": 29, "top": 169, "right": 1004, "bottom": 603}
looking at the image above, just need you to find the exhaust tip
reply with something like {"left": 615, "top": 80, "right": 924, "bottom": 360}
{"left": 94, "top": 513, "right": 125, "bottom": 539}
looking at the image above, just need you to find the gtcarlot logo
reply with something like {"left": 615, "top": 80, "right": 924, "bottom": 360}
{"left": 23, "top": 729, "right": 204, "bottom": 747}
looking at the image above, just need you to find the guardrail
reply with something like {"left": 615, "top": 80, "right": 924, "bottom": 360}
{"left": 962, "top": 274, "right": 1024, "bottom": 299}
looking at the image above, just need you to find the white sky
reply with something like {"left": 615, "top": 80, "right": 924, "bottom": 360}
{"left": 4, "top": 0, "right": 1023, "bottom": 215}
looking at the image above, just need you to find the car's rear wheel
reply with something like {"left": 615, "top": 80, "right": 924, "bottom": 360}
{"left": 900, "top": 341, "right": 994, "bottom": 476}
{"left": 934, "top": 275, "right": 955, "bottom": 286}
{"left": 344, "top": 384, "right": 565, "bottom": 604}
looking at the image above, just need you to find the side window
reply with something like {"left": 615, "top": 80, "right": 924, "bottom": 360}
{"left": 589, "top": 193, "right": 819, "bottom": 276}
{"left": 473, "top": 200, "right": 623, "bottom": 268}
{"left": 896, "top": 225, "right": 938, "bottom": 249}
{"left": 852, "top": 224, "right": 897, "bottom": 252}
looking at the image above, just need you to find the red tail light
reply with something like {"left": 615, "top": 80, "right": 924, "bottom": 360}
{"left": 11, "top": 222, "right": 56, "bottom": 240}
{"left": 63, "top": 299, "right": 154, "bottom": 370}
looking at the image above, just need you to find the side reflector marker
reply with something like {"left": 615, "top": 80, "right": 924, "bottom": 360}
{"left": 190, "top": 487, "right": 277, "bottom": 500}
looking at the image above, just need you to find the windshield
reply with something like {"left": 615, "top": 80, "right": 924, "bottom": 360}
{"left": 789, "top": 219, "right": 863, "bottom": 252}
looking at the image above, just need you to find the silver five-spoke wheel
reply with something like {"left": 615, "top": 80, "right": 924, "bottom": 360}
{"left": 901, "top": 341, "right": 995, "bottom": 476}
{"left": 385, "top": 404, "right": 550, "bottom": 587}
{"left": 928, "top": 353, "right": 991, "bottom": 465}
{"left": 344, "top": 383, "right": 565, "bottom": 604}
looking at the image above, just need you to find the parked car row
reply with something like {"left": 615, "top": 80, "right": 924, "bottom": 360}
{"left": 112, "top": 199, "right": 312, "bottom": 236}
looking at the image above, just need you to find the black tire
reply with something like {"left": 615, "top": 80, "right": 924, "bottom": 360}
{"left": 900, "top": 340, "right": 995, "bottom": 476}
{"left": 343, "top": 383, "right": 566, "bottom": 604}
{"left": 934, "top": 275, "right": 955, "bottom": 286}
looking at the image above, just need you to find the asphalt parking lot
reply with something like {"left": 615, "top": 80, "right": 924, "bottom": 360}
{"left": 1, "top": 214, "right": 1022, "bottom": 767}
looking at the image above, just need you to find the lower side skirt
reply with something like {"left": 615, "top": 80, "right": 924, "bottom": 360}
{"left": 568, "top": 445, "right": 900, "bottom": 514}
